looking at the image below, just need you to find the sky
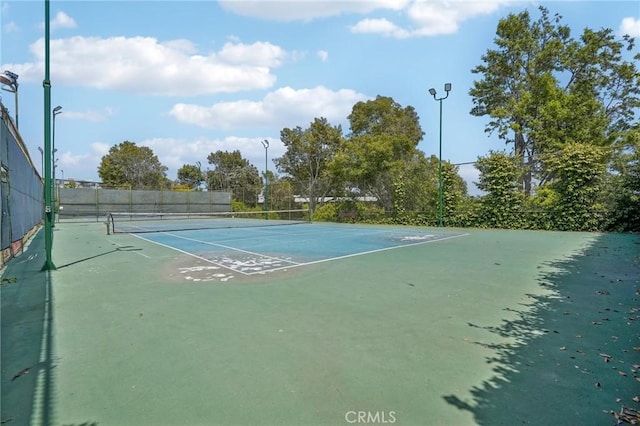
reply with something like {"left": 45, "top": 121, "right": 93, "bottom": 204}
{"left": 1, "top": 0, "right": 639, "bottom": 195}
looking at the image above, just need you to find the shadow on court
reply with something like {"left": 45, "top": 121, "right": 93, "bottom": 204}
{"left": 0, "top": 230, "right": 57, "bottom": 425}
{"left": 443, "top": 233, "right": 640, "bottom": 425}
{"left": 55, "top": 245, "right": 142, "bottom": 269}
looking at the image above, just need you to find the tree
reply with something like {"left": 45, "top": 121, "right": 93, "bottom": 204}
{"left": 275, "top": 117, "right": 343, "bottom": 213}
{"left": 475, "top": 152, "right": 524, "bottom": 228}
{"left": 334, "top": 96, "right": 425, "bottom": 212}
{"left": 543, "top": 143, "right": 608, "bottom": 231}
{"left": 441, "top": 161, "right": 468, "bottom": 225}
{"left": 98, "top": 141, "right": 169, "bottom": 189}
{"left": 396, "top": 153, "right": 467, "bottom": 225}
{"left": 206, "top": 150, "right": 261, "bottom": 207}
{"left": 177, "top": 164, "right": 204, "bottom": 190}
{"left": 266, "top": 174, "right": 296, "bottom": 211}
{"left": 470, "top": 6, "right": 639, "bottom": 196}
{"left": 607, "top": 127, "right": 640, "bottom": 232}
{"left": 349, "top": 95, "right": 423, "bottom": 145}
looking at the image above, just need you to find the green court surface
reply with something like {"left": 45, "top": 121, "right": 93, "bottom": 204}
{"left": 1, "top": 222, "right": 639, "bottom": 425}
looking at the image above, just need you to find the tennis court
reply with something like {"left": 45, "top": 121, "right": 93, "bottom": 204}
{"left": 128, "top": 221, "right": 467, "bottom": 278}
{"left": 1, "top": 221, "right": 639, "bottom": 425}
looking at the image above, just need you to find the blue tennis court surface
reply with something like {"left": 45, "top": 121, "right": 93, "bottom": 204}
{"left": 131, "top": 223, "right": 467, "bottom": 276}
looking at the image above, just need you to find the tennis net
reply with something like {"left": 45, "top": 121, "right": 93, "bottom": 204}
{"left": 106, "top": 209, "right": 311, "bottom": 234}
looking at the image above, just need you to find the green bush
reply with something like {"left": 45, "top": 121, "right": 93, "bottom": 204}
{"left": 312, "top": 203, "right": 338, "bottom": 222}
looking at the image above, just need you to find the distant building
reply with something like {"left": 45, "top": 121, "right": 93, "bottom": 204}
{"left": 56, "top": 178, "right": 102, "bottom": 188}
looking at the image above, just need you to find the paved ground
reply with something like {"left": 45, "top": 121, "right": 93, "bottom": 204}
{"left": 1, "top": 222, "right": 638, "bottom": 425}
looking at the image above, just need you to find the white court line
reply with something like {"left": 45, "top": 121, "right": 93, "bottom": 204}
{"left": 129, "top": 233, "right": 254, "bottom": 275}
{"left": 161, "top": 232, "right": 301, "bottom": 265}
{"left": 129, "top": 231, "right": 468, "bottom": 276}
{"left": 183, "top": 224, "right": 443, "bottom": 245}
{"left": 243, "top": 232, "right": 470, "bottom": 275}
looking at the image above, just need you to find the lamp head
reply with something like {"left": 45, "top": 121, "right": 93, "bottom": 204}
{"left": 428, "top": 88, "right": 436, "bottom": 97}
{"left": 261, "top": 139, "right": 269, "bottom": 149}
{"left": 0, "top": 75, "right": 13, "bottom": 87}
{"left": 444, "top": 83, "right": 452, "bottom": 92}
{"left": 4, "top": 70, "right": 18, "bottom": 80}
{"left": 3, "top": 70, "right": 18, "bottom": 87}
{"left": 53, "top": 105, "right": 63, "bottom": 114}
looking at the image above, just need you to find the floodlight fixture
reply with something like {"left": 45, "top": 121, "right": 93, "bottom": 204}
{"left": 428, "top": 83, "right": 453, "bottom": 227}
{"left": 1, "top": 70, "right": 19, "bottom": 129}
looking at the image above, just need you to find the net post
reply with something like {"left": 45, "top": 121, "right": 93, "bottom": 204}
{"left": 106, "top": 212, "right": 113, "bottom": 235}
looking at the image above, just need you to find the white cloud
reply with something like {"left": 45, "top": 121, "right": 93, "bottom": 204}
{"left": 218, "top": 0, "right": 409, "bottom": 22}
{"left": 4, "top": 21, "right": 19, "bottom": 33}
{"left": 218, "top": 41, "right": 287, "bottom": 67}
{"left": 169, "top": 86, "right": 369, "bottom": 130}
{"left": 350, "top": 18, "right": 410, "bottom": 39}
{"left": 57, "top": 142, "right": 110, "bottom": 181}
{"left": 619, "top": 17, "right": 640, "bottom": 37}
{"left": 221, "top": 0, "right": 513, "bottom": 37}
{"left": 4, "top": 36, "right": 285, "bottom": 96}
{"left": 62, "top": 108, "right": 114, "bottom": 122}
{"left": 140, "top": 136, "right": 284, "bottom": 176}
{"left": 51, "top": 11, "right": 77, "bottom": 30}
{"left": 58, "top": 135, "right": 287, "bottom": 181}
{"left": 317, "top": 50, "right": 329, "bottom": 62}
{"left": 350, "top": 0, "right": 515, "bottom": 38}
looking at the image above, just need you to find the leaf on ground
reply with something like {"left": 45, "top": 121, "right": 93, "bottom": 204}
{"left": 11, "top": 368, "right": 29, "bottom": 381}
{"left": 0, "top": 277, "right": 17, "bottom": 285}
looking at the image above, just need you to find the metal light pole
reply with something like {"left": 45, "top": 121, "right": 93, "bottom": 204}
{"left": 52, "top": 105, "right": 62, "bottom": 218}
{"left": 38, "top": 147, "right": 44, "bottom": 178}
{"left": 0, "top": 70, "right": 19, "bottom": 129}
{"left": 428, "top": 83, "right": 451, "bottom": 227}
{"left": 261, "top": 140, "right": 269, "bottom": 212}
{"left": 42, "top": 0, "right": 56, "bottom": 270}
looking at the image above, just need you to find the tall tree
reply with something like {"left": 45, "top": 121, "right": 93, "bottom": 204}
{"left": 98, "top": 141, "right": 169, "bottom": 189}
{"left": 275, "top": 117, "right": 343, "bottom": 213}
{"left": 470, "top": 6, "right": 639, "bottom": 196}
{"left": 349, "top": 95, "right": 424, "bottom": 145}
{"left": 206, "top": 150, "right": 261, "bottom": 207}
{"left": 176, "top": 163, "right": 204, "bottom": 190}
{"left": 334, "top": 96, "right": 424, "bottom": 211}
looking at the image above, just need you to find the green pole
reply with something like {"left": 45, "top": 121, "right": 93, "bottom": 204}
{"left": 42, "top": 0, "right": 56, "bottom": 270}
{"left": 52, "top": 109, "right": 56, "bottom": 227}
{"left": 14, "top": 86, "right": 18, "bottom": 130}
{"left": 261, "top": 140, "right": 269, "bottom": 212}
{"left": 438, "top": 98, "right": 443, "bottom": 228}
{"left": 429, "top": 83, "right": 451, "bottom": 228}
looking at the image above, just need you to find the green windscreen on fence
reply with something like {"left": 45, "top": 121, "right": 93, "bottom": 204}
{"left": 0, "top": 103, "right": 43, "bottom": 253}
{"left": 58, "top": 188, "right": 232, "bottom": 220}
